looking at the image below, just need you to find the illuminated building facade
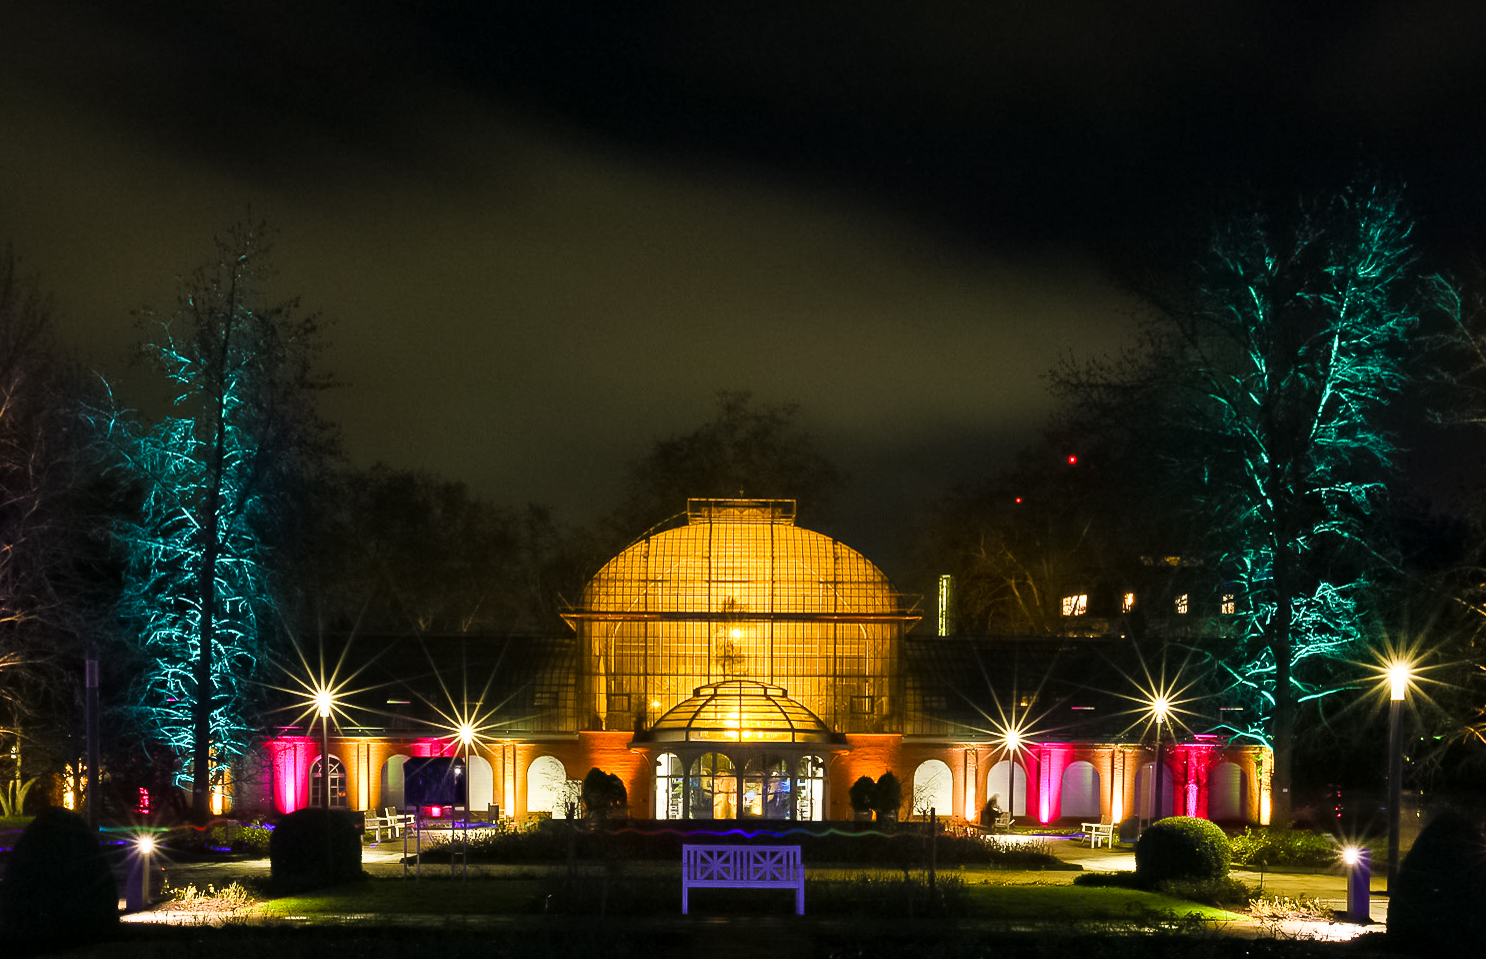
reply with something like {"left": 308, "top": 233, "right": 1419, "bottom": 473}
{"left": 244, "top": 499, "right": 1271, "bottom": 828}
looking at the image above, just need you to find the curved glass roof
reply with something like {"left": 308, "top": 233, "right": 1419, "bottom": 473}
{"left": 568, "top": 499, "right": 911, "bottom": 620}
{"left": 562, "top": 499, "right": 920, "bottom": 736}
{"left": 647, "top": 679, "right": 836, "bottom": 744}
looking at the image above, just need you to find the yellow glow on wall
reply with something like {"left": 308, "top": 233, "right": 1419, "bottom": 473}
{"left": 963, "top": 749, "right": 978, "bottom": 821}
{"left": 357, "top": 743, "right": 371, "bottom": 810}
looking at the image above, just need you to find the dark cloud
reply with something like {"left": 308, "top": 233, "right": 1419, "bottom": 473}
{"left": 3, "top": 3, "right": 1484, "bottom": 568}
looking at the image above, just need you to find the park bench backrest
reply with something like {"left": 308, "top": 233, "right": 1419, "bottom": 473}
{"left": 681, "top": 844, "right": 804, "bottom": 915}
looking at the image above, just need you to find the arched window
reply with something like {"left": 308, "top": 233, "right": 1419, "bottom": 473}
{"left": 795, "top": 755, "right": 825, "bottom": 822}
{"left": 987, "top": 760, "right": 1027, "bottom": 817}
{"left": 688, "top": 752, "right": 736, "bottom": 820}
{"left": 912, "top": 760, "right": 953, "bottom": 818}
{"left": 1060, "top": 761, "right": 1100, "bottom": 820}
{"left": 1136, "top": 762, "right": 1176, "bottom": 820}
{"left": 1209, "top": 762, "right": 1245, "bottom": 821}
{"left": 742, "top": 755, "right": 791, "bottom": 819}
{"left": 380, "top": 754, "right": 408, "bottom": 809}
{"left": 527, "top": 756, "right": 567, "bottom": 817}
{"left": 309, "top": 756, "right": 347, "bottom": 809}
{"left": 465, "top": 755, "right": 494, "bottom": 813}
{"left": 655, "top": 753, "right": 684, "bottom": 819}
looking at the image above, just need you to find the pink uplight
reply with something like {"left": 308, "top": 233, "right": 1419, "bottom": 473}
{"left": 267, "top": 736, "right": 316, "bottom": 813}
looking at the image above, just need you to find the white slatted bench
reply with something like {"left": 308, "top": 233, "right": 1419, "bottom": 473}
{"left": 1081, "top": 821, "right": 1115, "bottom": 848}
{"left": 365, "top": 808, "right": 416, "bottom": 842}
{"left": 681, "top": 844, "right": 804, "bottom": 915}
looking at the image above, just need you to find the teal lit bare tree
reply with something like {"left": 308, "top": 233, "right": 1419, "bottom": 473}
{"left": 110, "top": 224, "right": 331, "bottom": 822}
{"left": 1058, "top": 181, "right": 1459, "bottom": 825}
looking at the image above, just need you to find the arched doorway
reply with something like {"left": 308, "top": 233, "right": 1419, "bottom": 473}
{"left": 309, "top": 756, "right": 347, "bottom": 808}
{"left": 527, "top": 755, "right": 567, "bottom": 817}
{"left": 380, "top": 754, "right": 409, "bottom": 809}
{"left": 1060, "top": 761, "right": 1100, "bottom": 820}
{"left": 987, "top": 760, "right": 1027, "bottom": 817}
{"left": 688, "top": 752, "right": 737, "bottom": 819}
{"left": 912, "top": 760, "right": 953, "bottom": 818}
{"left": 465, "top": 755, "right": 494, "bottom": 812}
{"left": 742, "top": 754, "right": 791, "bottom": 818}
{"left": 1136, "top": 762, "right": 1177, "bottom": 820}
{"left": 1208, "top": 762, "right": 1245, "bottom": 821}
{"left": 655, "top": 753, "right": 684, "bottom": 819}
{"left": 795, "top": 755, "right": 825, "bottom": 821}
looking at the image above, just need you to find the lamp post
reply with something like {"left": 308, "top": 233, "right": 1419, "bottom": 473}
{"left": 1386, "top": 661, "right": 1410, "bottom": 892}
{"left": 315, "top": 689, "right": 333, "bottom": 811}
{"left": 1151, "top": 696, "right": 1171, "bottom": 822}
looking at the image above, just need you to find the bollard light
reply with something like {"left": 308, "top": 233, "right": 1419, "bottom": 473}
{"left": 126, "top": 833, "right": 156, "bottom": 911}
{"left": 1343, "top": 846, "right": 1371, "bottom": 924}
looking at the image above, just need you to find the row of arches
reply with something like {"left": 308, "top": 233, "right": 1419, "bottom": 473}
{"left": 296, "top": 750, "right": 1253, "bottom": 822}
{"left": 306, "top": 753, "right": 573, "bottom": 816}
{"left": 907, "top": 758, "right": 1249, "bottom": 822}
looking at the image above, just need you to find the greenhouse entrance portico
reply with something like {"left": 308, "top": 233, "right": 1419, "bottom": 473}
{"left": 636, "top": 679, "right": 845, "bottom": 820}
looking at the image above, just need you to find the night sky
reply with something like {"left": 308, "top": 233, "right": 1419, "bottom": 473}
{"left": 5, "top": 3, "right": 1485, "bottom": 567}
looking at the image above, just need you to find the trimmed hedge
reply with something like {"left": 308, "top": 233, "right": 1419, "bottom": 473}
{"left": 269, "top": 807, "right": 363, "bottom": 894}
{"left": 1135, "top": 816, "right": 1230, "bottom": 884}
{"left": 0, "top": 806, "right": 118, "bottom": 954}
{"left": 418, "top": 822, "right": 1070, "bottom": 869}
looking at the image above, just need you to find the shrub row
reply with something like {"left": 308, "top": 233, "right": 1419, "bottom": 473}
{"left": 419, "top": 822, "right": 1066, "bottom": 868}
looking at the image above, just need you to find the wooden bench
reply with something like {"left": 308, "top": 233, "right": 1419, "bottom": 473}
{"left": 366, "top": 807, "right": 416, "bottom": 842}
{"left": 1081, "top": 821, "right": 1115, "bottom": 848}
{"left": 681, "top": 844, "right": 804, "bottom": 915}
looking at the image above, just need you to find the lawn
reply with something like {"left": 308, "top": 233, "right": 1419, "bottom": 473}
{"left": 238, "top": 870, "right": 1243, "bottom": 924}
{"left": 962, "top": 883, "right": 1243, "bottom": 923}
{"left": 253, "top": 876, "right": 546, "bottom": 917}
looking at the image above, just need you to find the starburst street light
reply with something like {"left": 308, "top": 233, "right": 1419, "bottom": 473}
{"left": 1115, "top": 655, "right": 1203, "bottom": 824}
{"left": 266, "top": 636, "right": 384, "bottom": 812}
{"left": 1382, "top": 655, "right": 1415, "bottom": 893}
{"left": 1386, "top": 659, "right": 1414, "bottom": 703}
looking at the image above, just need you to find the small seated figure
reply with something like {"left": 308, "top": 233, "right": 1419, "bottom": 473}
{"left": 980, "top": 795, "right": 1004, "bottom": 832}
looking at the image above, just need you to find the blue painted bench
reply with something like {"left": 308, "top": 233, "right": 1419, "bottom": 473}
{"left": 681, "top": 844, "right": 804, "bottom": 915}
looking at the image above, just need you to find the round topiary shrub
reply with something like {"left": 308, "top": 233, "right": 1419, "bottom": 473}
{"left": 269, "top": 807, "right": 363, "bottom": 894}
{"left": 1135, "top": 816, "right": 1231, "bottom": 884}
{"left": 1389, "top": 808, "right": 1486, "bottom": 955}
{"left": 0, "top": 806, "right": 118, "bottom": 954}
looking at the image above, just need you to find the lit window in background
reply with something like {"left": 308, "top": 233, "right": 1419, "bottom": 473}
{"left": 1122, "top": 592, "right": 1136, "bottom": 613}
{"left": 1061, "top": 594, "right": 1088, "bottom": 616}
{"left": 1221, "top": 594, "right": 1236, "bottom": 615}
{"left": 1175, "top": 594, "right": 1189, "bottom": 615}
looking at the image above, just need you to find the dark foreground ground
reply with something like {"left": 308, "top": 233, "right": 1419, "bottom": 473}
{"left": 46, "top": 918, "right": 1406, "bottom": 959}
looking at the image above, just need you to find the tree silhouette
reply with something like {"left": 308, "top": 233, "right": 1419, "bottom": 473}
{"left": 1056, "top": 181, "right": 1459, "bottom": 825}
{"left": 109, "top": 224, "right": 331, "bottom": 822}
